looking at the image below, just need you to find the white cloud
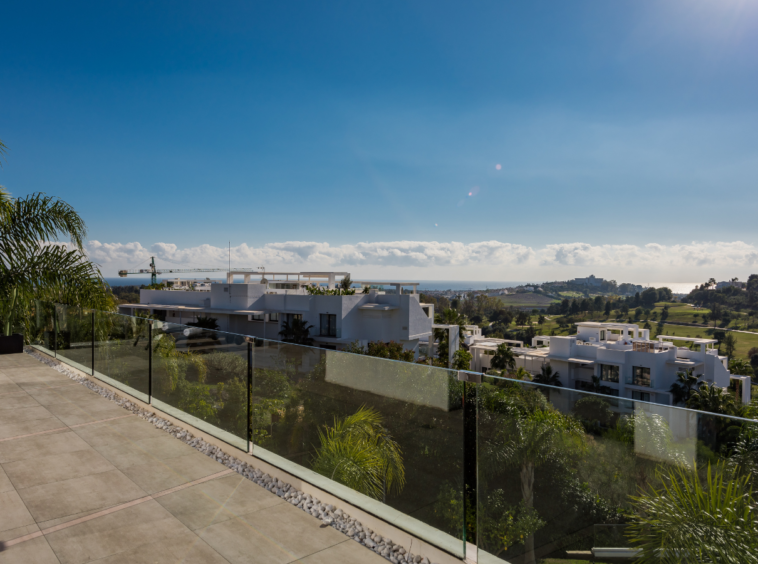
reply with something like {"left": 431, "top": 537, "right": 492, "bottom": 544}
{"left": 85, "top": 239, "right": 758, "bottom": 284}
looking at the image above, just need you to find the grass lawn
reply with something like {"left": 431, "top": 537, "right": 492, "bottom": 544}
{"left": 654, "top": 323, "right": 758, "bottom": 360}
{"left": 648, "top": 302, "right": 758, "bottom": 331}
{"left": 498, "top": 293, "right": 559, "bottom": 308}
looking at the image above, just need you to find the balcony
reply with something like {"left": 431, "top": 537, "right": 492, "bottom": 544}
{"left": 1, "top": 301, "right": 754, "bottom": 564}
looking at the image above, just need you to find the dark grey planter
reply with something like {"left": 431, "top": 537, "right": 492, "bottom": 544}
{"left": 0, "top": 334, "right": 24, "bottom": 355}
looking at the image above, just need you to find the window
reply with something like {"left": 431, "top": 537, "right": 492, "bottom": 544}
{"left": 283, "top": 313, "right": 302, "bottom": 326}
{"left": 632, "top": 391, "right": 650, "bottom": 402}
{"left": 269, "top": 312, "right": 279, "bottom": 322}
{"left": 320, "top": 314, "right": 337, "bottom": 337}
{"left": 600, "top": 364, "right": 619, "bottom": 383}
{"left": 629, "top": 366, "right": 651, "bottom": 387}
{"left": 250, "top": 313, "right": 264, "bottom": 321}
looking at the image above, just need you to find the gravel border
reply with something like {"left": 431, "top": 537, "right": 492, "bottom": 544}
{"left": 24, "top": 348, "right": 440, "bottom": 564}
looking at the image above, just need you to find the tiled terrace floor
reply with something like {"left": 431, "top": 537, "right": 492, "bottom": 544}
{"left": 0, "top": 353, "right": 384, "bottom": 564}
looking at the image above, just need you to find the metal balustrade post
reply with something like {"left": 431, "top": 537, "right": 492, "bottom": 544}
{"left": 458, "top": 371, "right": 481, "bottom": 562}
{"left": 91, "top": 311, "right": 95, "bottom": 376}
{"left": 247, "top": 340, "right": 253, "bottom": 454}
{"left": 148, "top": 320, "right": 153, "bottom": 405}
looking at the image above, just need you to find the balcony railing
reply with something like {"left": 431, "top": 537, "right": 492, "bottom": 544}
{"left": 12, "top": 300, "right": 757, "bottom": 563}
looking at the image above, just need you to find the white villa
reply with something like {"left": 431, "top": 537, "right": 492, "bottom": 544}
{"left": 119, "top": 271, "right": 434, "bottom": 356}
{"left": 469, "top": 321, "right": 751, "bottom": 405}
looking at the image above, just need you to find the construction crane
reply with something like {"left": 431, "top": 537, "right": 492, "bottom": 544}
{"left": 118, "top": 257, "right": 227, "bottom": 286}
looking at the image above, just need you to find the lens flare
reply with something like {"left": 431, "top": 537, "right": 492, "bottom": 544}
{"left": 495, "top": 164, "right": 502, "bottom": 170}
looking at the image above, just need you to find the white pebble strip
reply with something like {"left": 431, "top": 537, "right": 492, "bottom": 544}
{"left": 23, "top": 348, "right": 439, "bottom": 564}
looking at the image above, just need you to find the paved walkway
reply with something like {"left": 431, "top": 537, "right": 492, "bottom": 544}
{"left": 0, "top": 353, "right": 384, "bottom": 564}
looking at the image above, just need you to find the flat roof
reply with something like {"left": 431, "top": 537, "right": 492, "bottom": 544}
{"left": 657, "top": 335, "right": 718, "bottom": 344}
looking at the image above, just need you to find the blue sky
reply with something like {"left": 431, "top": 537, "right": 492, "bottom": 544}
{"left": 2, "top": 0, "right": 758, "bottom": 281}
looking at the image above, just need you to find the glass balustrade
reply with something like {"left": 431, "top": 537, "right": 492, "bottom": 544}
{"left": 10, "top": 302, "right": 758, "bottom": 563}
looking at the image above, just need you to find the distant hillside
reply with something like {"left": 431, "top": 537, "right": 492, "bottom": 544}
{"left": 498, "top": 293, "right": 558, "bottom": 308}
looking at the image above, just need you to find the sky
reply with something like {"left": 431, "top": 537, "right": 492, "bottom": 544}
{"left": 2, "top": 0, "right": 758, "bottom": 283}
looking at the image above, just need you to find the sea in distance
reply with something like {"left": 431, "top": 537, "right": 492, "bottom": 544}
{"left": 104, "top": 278, "right": 699, "bottom": 294}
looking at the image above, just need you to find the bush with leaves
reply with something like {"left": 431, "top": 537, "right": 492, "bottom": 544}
{"left": 627, "top": 462, "right": 758, "bottom": 564}
{"left": 312, "top": 406, "right": 405, "bottom": 501}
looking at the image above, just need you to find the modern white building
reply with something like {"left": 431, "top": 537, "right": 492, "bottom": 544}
{"left": 118, "top": 271, "right": 434, "bottom": 356}
{"left": 468, "top": 321, "right": 751, "bottom": 405}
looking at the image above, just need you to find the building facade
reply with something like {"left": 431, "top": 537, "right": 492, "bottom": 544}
{"left": 468, "top": 321, "right": 750, "bottom": 405}
{"left": 118, "top": 271, "right": 433, "bottom": 356}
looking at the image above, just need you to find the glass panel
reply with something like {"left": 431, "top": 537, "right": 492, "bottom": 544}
{"left": 55, "top": 304, "right": 93, "bottom": 373}
{"left": 151, "top": 321, "right": 248, "bottom": 450}
{"left": 92, "top": 311, "right": 150, "bottom": 402}
{"left": 25, "top": 300, "right": 56, "bottom": 355}
{"left": 251, "top": 339, "right": 465, "bottom": 557}
{"left": 476, "top": 375, "right": 755, "bottom": 564}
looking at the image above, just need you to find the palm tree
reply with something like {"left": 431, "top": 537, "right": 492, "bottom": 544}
{"left": 1, "top": 185, "right": 110, "bottom": 337}
{"left": 627, "top": 462, "right": 758, "bottom": 563}
{"left": 278, "top": 317, "right": 314, "bottom": 345}
{"left": 339, "top": 274, "right": 353, "bottom": 295}
{"left": 669, "top": 369, "right": 700, "bottom": 406}
{"left": 514, "top": 366, "right": 532, "bottom": 380}
{"left": 532, "top": 363, "right": 561, "bottom": 387}
{"left": 687, "top": 382, "right": 737, "bottom": 415}
{"left": 483, "top": 394, "right": 584, "bottom": 564}
{"left": 312, "top": 406, "right": 405, "bottom": 501}
{"left": 490, "top": 343, "right": 516, "bottom": 375}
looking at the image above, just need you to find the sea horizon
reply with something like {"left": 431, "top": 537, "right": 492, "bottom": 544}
{"left": 104, "top": 278, "right": 701, "bottom": 294}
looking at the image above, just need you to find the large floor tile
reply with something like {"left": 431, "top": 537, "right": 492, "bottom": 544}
{"left": 198, "top": 517, "right": 304, "bottom": 564}
{"left": 0, "top": 490, "right": 36, "bottom": 534}
{"left": 0, "top": 466, "right": 13, "bottom": 493}
{"left": 0, "top": 394, "right": 40, "bottom": 411}
{"left": 4, "top": 448, "right": 115, "bottom": 490}
{"left": 94, "top": 435, "right": 194, "bottom": 469}
{"left": 72, "top": 417, "right": 164, "bottom": 448}
{"left": 0, "top": 405, "right": 56, "bottom": 425}
{"left": 78, "top": 527, "right": 230, "bottom": 564}
{"left": 0, "top": 430, "right": 90, "bottom": 463}
{"left": 17, "top": 469, "right": 147, "bottom": 523}
{"left": 0, "top": 416, "right": 66, "bottom": 441}
{"left": 0, "top": 383, "right": 23, "bottom": 395}
{"left": 156, "top": 473, "right": 283, "bottom": 531}
{"left": 237, "top": 503, "right": 347, "bottom": 559}
{"left": 0, "top": 536, "right": 61, "bottom": 564}
{"left": 44, "top": 500, "right": 187, "bottom": 564}
{"left": 0, "top": 522, "right": 40, "bottom": 543}
{"left": 27, "top": 387, "right": 101, "bottom": 407}
{"left": 45, "top": 401, "right": 128, "bottom": 426}
{"left": 121, "top": 451, "right": 224, "bottom": 494}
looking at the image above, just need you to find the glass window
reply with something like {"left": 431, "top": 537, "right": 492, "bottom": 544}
{"left": 632, "top": 391, "right": 651, "bottom": 402}
{"left": 269, "top": 312, "right": 279, "bottom": 322}
{"left": 600, "top": 364, "right": 619, "bottom": 383}
{"left": 320, "top": 314, "right": 337, "bottom": 337}
{"left": 631, "top": 366, "right": 651, "bottom": 387}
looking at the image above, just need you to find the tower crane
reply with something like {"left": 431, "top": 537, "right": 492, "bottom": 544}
{"left": 118, "top": 257, "right": 227, "bottom": 286}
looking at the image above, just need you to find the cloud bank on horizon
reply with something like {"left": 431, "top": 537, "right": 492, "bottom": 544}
{"left": 86, "top": 240, "right": 758, "bottom": 283}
